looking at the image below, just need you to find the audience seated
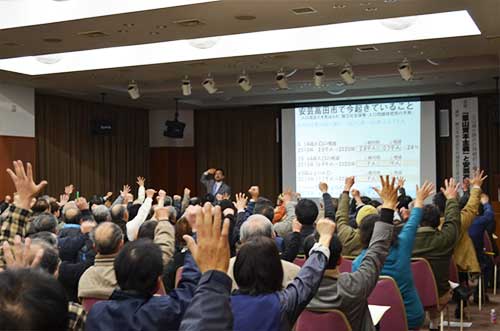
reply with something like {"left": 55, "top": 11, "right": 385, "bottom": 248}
{"left": 305, "top": 175, "right": 398, "bottom": 331}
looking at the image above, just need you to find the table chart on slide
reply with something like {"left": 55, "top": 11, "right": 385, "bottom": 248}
{"left": 295, "top": 101, "right": 421, "bottom": 198}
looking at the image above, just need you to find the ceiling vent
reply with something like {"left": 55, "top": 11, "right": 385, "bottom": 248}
{"left": 356, "top": 46, "right": 379, "bottom": 52}
{"left": 77, "top": 30, "right": 109, "bottom": 38}
{"left": 173, "top": 19, "right": 205, "bottom": 27}
{"left": 291, "top": 7, "right": 317, "bottom": 15}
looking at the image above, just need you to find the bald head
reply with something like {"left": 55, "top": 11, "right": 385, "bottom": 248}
{"left": 92, "top": 222, "right": 124, "bottom": 255}
{"left": 64, "top": 208, "right": 81, "bottom": 224}
{"left": 240, "top": 214, "right": 274, "bottom": 243}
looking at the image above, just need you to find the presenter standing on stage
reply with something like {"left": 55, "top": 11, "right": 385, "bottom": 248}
{"left": 200, "top": 168, "right": 231, "bottom": 197}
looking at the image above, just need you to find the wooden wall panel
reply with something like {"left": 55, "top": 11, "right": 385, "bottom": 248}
{"left": 0, "top": 136, "right": 36, "bottom": 198}
{"left": 150, "top": 147, "right": 197, "bottom": 197}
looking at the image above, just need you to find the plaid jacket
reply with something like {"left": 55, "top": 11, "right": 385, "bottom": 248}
{"left": 68, "top": 302, "right": 87, "bottom": 331}
{"left": 0, "top": 205, "right": 32, "bottom": 268}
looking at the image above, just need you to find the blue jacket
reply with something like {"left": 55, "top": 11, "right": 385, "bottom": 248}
{"left": 353, "top": 207, "right": 424, "bottom": 329}
{"left": 230, "top": 247, "right": 328, "bottom": 331}
{"left": 468, "top": 203, "right": 495, "bottom": 258}
{"left": 85, "top": 253, "right": 200, "bottom": 331}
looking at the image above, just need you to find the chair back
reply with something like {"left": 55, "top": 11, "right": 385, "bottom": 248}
{"left": 367, "top": 276, "right": 408, "bottom": 331}
{"left": 484, "top": 231, "right": 494, "bottom": 253}
{"left": 448, "top": 256, "right": 459, "bottom": 283}
{"left": 82, "top": 297, "right": 103, "bottom": 312}
{"left": 293, "top": 258, "right": 306, "bottom": 267}
{"left": 411, "top": 258, "right": 440, "bottom": 310}
{"left": 296, "top": 309, "right": 352, "bottom": 331}
{"left": 338, "top": 257, "right": 353, "bottom": 273}
{"left": 175, "top": 266, "right": 184, "bottom": 288}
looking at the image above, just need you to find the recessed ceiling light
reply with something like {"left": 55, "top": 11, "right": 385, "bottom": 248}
{"left": 0, "top": 10, "right": 480, "bottom": 75}
{"left": 174, "top": 18, "right": 206, "bottom": 27}
{"left": 43, "top": 38, "right": 63, "bottom": 43}
{"left": 123, "top": 23, "right": 135, "bottom": 28}
{"left": 234, "top": 15, "right": 256, "bottom": 20}
{"left": 149, "top": 31, "right": 160, "bottom": 35}
{"left": 291, "top": 7, "right": 317, "bottom": 15}
{"left": 117, "top": 29, "right": 129, "bottom": 33}
{"left": 365, "top": 7, "right": 378, "bottom": 12}
{"left": 0, "top": 0, "right": 220, "bottom": 30}
{"left": 384, "top": 0, "right": 398, "bottom": 3}
{"left": 156, "top": 24, "right": 168, "bottom": 29}
{"left": 333, "top": 4, "right": 347, "bottom": 9}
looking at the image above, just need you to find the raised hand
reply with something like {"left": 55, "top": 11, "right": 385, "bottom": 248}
{"left": 120, "top": 184, "right": 131, "bottom": 198}
{"left": 344, "top": 176, "right": 355, "bottom": 192}
{"left": 318, "top": 182, "right": 328, "bottom": 194}
{"left": 183, "top": 187, "right": 191, "bottom": 196}
{"left": 248, "top": 186, "right": 260, "bottom": 200}
{"left": 6, "top": 161, "right": 47, "bottom": 210}
{"left": 415, "top": 181, "right": 435, "bottom": 208}
{"left": 372, "top": 175, "right": 399, "bottom": 210}
{"left": 173, "top": 195, "right": 182, "bottom": 201}
{"left": 183, "top": 203, "right": 230, "bottom": 273}
{"left": 315, "top": 218, "right": 336, "bottom": 247}
{"left": 58, "top": 194, "right": 69, "bottom": 207}
{"left": 207, "top": 168, "right": 216, "bottom": 175}
{"left": 397, "top": 177, "right": 406, "bottom": 188}
{"left": 440, "top": 178, "right": 460, "bottom": 200}
{"left": 136, "top": 176, "right": 146, "bottom": 187}
{"left": 105, "top": 192, "right": 113, "bottom": 199}
{"left": 2, "top": 235, "right": 43, "bottom": 269}
{"left": 470, "top": 169, "right": 487, "bottom": 188}
{"left": 4, "top": 195, "right": 12, "bottom": 204}
{"left": 65, "top": 184, "right": 74, "bottom": 196}
{"left": 233, "top": 193, "right": 248, "bottom": 211}
{"left": 351, "top": 188, "right": 361, "bottom": 199}
{"left": 146, "top": 189, "right": 157, "bottom": 199}
{"left": 221, "top": 192, "right": 231, "bottom": 201}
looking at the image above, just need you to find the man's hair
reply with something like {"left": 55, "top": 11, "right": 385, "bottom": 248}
{"left": 49, "top": 201, "right": 60, "bottom": 214}
{"left": 137, "top": 220, "right": 158, "bottom": 240}
{"left": 128, "top": 204, "right": 141, "bottom": 220}
{"left": 92, "top": 222, "right": 123, "bottom": 255}
{"left": 111, "top": 205, "right": 127, "bottom": 221}
{"left": 304, "top": 232, "right": 343, "bottom": 269}
{"left": 421, "top": 204, "right": 441, "bottom": 228}
{"left": 253, "top": 204, "right": 275, "bottom": 222}
{"left": 32, "top": 199, "right": 50, "bottom": 214}
{"left": 255, "top": 197, "right": 273, "bottom": 209}
{"left": 433, "top": 192, "right": 446, "bottom": 215}
{"left": 165, "top": 206, "right": 177, "bottom": 223}
{"left": 295, "top": 199, "right": 319, "bottom": 225}
{"left": 93, "top": 205, "right": 111, "bottom": 223}
{"left": 234, "top": 236, "right": 283, "bottom": 295}
{"left": 215, "top": 168, "right": 225, "bottom": 175}
{"left": 31, "top": 239, "right": 60, "bottom": 275}
{"left": 0, "top": 269, "right": 68, "bottom": 331}
{"left": 114, "top": 240, "right": 163, "bottom": 296}
{"left": 30, "top": 212, "right": 58, "bottom": 234}
{"left": 368, "top": 200, "right": 382, "bottom": 208}
{"left": 89, "top": 195, "right": 104, "bottom": 209}
{"left": 28, "top": 231, "right": 58, "bottom": 247}
{"left": 240, "top": 215, "right": 273, "bottom": 242}
{"left": 64, "top": 208, "right": 81, "bottom": 224}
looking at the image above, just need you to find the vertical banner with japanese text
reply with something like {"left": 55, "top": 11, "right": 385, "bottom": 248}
{"left": 452, "top": 97, "right": 480, "bottom": 181}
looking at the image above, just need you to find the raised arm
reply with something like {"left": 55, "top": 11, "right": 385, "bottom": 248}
{"left": 319, "top": 182, "right": 335, "bottom": 220}
{"left": 154, "top": 220, "right": 175, "bottom": 266}
{"left": 126, "top": 189, "right": 155, "bottom": 241}
{"left": 136, "top": 176, "right": 146, "bottom": 204}
{"left": 399, "top": 180, "right": 435, "bottom": 255}
{"left": 278, "top": 218, "right": 335, "bottom": 325}
{"left": 438, "top": 188, "right": 461, "bottom": 249}
{"left": 111, "top": 185, "right": 130, "bottom": 208}
{"left": 273, "top": 193, "right": 296, "bottom": 238}
{"left": 460, "top": 169, "right": 487, "bottom": 231}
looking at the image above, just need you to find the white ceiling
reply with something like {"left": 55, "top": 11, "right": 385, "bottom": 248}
{"left": 0, "top": 0, "right": 499, "bottom": 109}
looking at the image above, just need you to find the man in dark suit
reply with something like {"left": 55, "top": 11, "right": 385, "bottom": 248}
{"left": 200, "top": 168, "right": 231, "bottom": 197}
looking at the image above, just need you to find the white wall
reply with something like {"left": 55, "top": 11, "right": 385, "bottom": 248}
{"left": 0, "top": 83, "right": 35, "bottom": 137}
{"left": 149, "top": 109, "right": 194, "bottom": 147}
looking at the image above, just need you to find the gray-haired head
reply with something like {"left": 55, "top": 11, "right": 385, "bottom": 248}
{"left": 30, "top": 212, "right": 58, "bottom": 234}
{"left": 166, "top": 206, "right": 177, "bottom": 223}
{"left": 240, "top": 214, "right": 274, "bottom": 243}
{"left": 93, "top": 205, "right": 111, "bottom": 223}
{"left": 91, "top": 222, "right": 124, "bottom": 255}
{"left": 111, "top": 204, "right": 128, "bottom": 222}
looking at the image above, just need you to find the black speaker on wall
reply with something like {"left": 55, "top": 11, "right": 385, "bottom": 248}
{"left": 91, "top": 120, "right": 113, "bottom": 135}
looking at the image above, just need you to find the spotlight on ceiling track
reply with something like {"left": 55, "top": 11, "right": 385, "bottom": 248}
{"left": 238, "top": 71, "right": 252, "bottom": 92}
{"left": 275, "top": 69, "right": 288, "bottom": 89}
{"left": 313, "top": 66, "right": 324, "bottom": 87}
{"left": 202, "top": 74, "right": 218, "bottom": 94}
{"left": 127, "top": 80, "right": 140, "bottom": 100}
{"left": 182, "top": 76, "right": 192, "bottom": 96}
{"left": 339, "top": 63, "right": 355, "bottom": 85}
{"left": 398, "top": 58, "right": 413, "bottom": 81}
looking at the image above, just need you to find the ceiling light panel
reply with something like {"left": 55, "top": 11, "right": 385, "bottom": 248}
{"left": 0, "top": 0, "right": 219, "bottom": 30}
{"left": 0, "top": 10, "right": 480, "bottom": 75}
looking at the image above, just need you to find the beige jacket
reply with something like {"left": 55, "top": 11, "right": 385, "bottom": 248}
{"left": 453, "top": 187, "right": 482, "bottom": 273}
{"left": 78, "top": 254, "right": 117, "bottom": 300}
{"left": 227, "top": 256, "right": 300, "bottom": 292}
